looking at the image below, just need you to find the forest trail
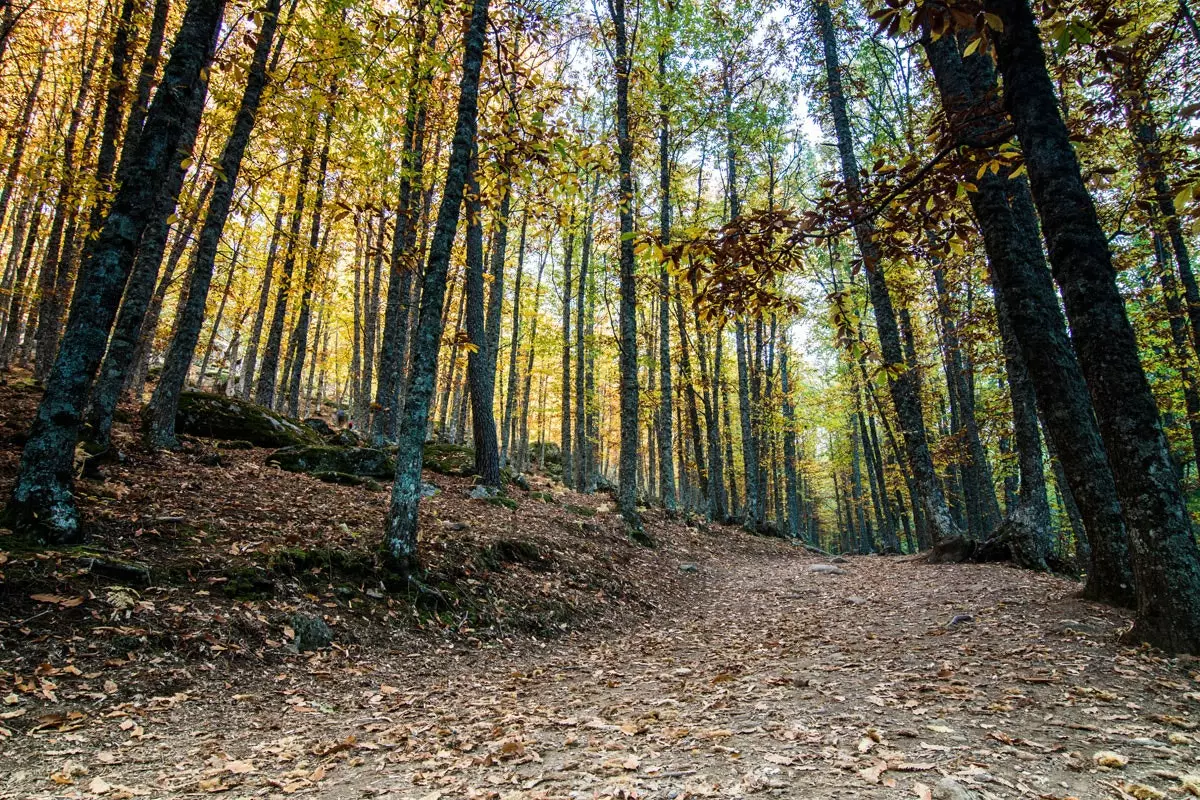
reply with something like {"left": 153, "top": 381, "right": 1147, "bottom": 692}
{"left": 8, "top": 544, "right": 1199, "bottom": 799}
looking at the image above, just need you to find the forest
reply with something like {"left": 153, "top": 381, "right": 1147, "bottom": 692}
{"left": 0, "top": 0, "right": 1200, "bottom": 791}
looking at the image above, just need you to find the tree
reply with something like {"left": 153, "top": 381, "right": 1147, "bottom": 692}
{"left": 382, "top": 0, "right": 491, "bottom": 572}
{"left": 4, "top": 0, "right": 225, "bottom": 542}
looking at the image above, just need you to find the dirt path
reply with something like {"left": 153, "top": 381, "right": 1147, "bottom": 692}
{"left": 6, "top": 546, "right": 1200, "bottom": 799}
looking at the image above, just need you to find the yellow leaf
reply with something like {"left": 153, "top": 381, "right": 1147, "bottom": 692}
{"left": 963, "top": 37, "right": 982, "bottom": 56}
{"left": 1093, "top": 750, "right": 1129, "bottom": 768}
{"left": 984, "top": 12, "right": 1004, "bottom": 30}
{"left": 1176, "top": 185, "right": 1193, "bottom": 214}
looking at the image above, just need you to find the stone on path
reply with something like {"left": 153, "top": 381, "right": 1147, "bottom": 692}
{"left": 933, "top": 778, "right": 978, "bottom": 800}
{"left": 808, "top": 564, "right": 846, "bottom": 575}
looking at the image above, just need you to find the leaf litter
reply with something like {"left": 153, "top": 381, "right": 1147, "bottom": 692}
{"left": 0, "top": 390, "right": 1195, "bottom": 798}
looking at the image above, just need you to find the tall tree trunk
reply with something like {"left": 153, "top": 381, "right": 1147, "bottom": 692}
{"left": 933, "top": 265, "right": 1001, "bottom": 537}
{"left": 0, "top": 181, "right": 47, "bottom": 369}
{"left": 735, "top": 320, "right": 760, "bottom": 529}
{"left": 4, "top": 0, "right": 224, "bottom": 543}
{"left": 816, "top": 0, "right": 958, "bottom": 542}
{"left": 241, "top": 181, "right": 288, "bottom": 399}
{"left": 373, "top": 6, "right": 433, "bottom": 442}
{"left": 382, "top": 0, "right": 489, "bottom": 570}
{"left": 656, "top": 27, "right": 677, "bottom": 514}
{"left": 88, "top": 0, "right": 138, "bottom": 233}
{"left": 609, "top": 0, "right": 641, "bottom": 530}
{"left": 781, "top": 343, "right": 801, "bottom": 538}
{"left": 985, "top": 0, "right": 1200, "bottom": 650}
{"left": 674, "top": 279, "right": 707, "bottom": 504}
{"left": 0, "top": 59, "right": 43, "bottom": 239}
{"left": 360, "top": 212, "right": 383, "bottom": 424}
{"left": 465, "top": 154, "right": 501, "bottom": 487}
{"left": 116, "top": 0, "right": 171, "bottom": 175}
{"left": 255, "top": 114, "right": 316, "bottom": 408}
{"left": 33, "top": 30, "right": 105, "bottom": 380}
{"left": 285, "top": 102, "right": 334, "bottom": 419}
{"left": 574, "top": 182, "right": 596, "bottom": 489}
{"left": 923, "top": 27, "right": 1131, "bottom": 592}
{"left": 145, "top": 0, "right": 281, "bottom": 446}
{"left": 559, "top": 224, "right": 574, "bottom": 487}
{"left": 501, "top": 205, "right": 527, "bottom": 465}
{"left": 518, "top": 251, "right": 546, "bottom": 470}
{"left": 1154, "top": 236, "right": 1200, "bottom": 465}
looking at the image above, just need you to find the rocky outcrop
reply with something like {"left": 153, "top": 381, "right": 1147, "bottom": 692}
{"left": 175, "top": 391, "right": 319, "bottom": 447}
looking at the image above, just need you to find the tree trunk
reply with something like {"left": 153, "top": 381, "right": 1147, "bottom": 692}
{"left": 255, "top": 114, "right": 316, "bottom": 409}
{"left": 735, "top": 320, "right": 760, "bottom": 529}
{"left": 574, "top": 181, "right": 596, "bottom": 489}
{"left": 560, "top": 224, "right": 574, "bottom": 486}
{"left": 656, "top": 33, "right": 677, "bottom": 514}
{"left": 501, "top": 206, "right": 528, "bottom": 465}
{"left": 284, "top": 102, "right": 334, "bottom": 419}
{"left": 923, "top": 27, "right": 1132, "bottom": 595}
{"left": 610, "top": 0, "right": 641, "bottom": 531}
{"left": 518, "top": 251, "right": 546, "bottom": 470}
{"left": 816, "top": 0, "right": 958, "bottom": 542}
{"left": 465, "top": 154, "right": 501, "bottom": 487}
{"left": 985, "top": 0, "right": 1200, "bottom": 650}
{"left": 382, "top": 0, "right": 489, "bottom": 571}
{"left": 241, "top": 182, "right": 288, "bottom": 399}
{"left": 373, "top": 8, "right": 432, "bottom": 443}
{"left": 32, "top": 30, "right": 105, "bottom": 381}
{"left": 145, "top": 0, "right": 281, "bottom": 446}
{"left": 4, "top": 0, "right": 224, "bottom": 543}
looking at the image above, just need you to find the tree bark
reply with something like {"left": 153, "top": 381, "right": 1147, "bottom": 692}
{"left": 609, "top": 0, "right": 641, "bottom": 531}
{"left": 5, "top": 0, "right": 224, "bottom": 542}
{"left": 465, "top": 153, "right": 501, "bottom": 487}
{"left": 987, "top": 0, "right": 1200, "bottom": 647}
{"left": 923, "top": 27, "right": 1131, "bottom": 593}
{"left": 255, "top": 114, "right": 316, "bottom": 408}
{"left": 145, "top": 0, "right": 281, "bottom": 446}
{"left": 382, "top": 0, "right": 489, "bottom": 571}
{"left": 816, "top": 0, "right": 958, "bottom": 542}
{"left": 284, "top": 101, "right": 334, "bottom": 419}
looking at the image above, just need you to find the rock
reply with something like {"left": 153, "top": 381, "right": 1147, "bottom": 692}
{"left": 679, "top": 563, "right": 699, "bottom": 573}
{"left": 530, "top": 441, "right": 562, "bottom": 466}
{"left": 925, "top": 535, "right": 978, "bottom": 564}
{"left": 291, "top": 613, "right": 332, "bottom": 651}
{"left": 947, "top": 613, "right": 975, "bottom": 627}
{"left": 1050, "top": 619, "right": 1105, "bottom": 636}
{"left": 303, "top": 417, "right": 335, "bottom": 437}
{"left": 478, "top": 538, "right": 544, "bottom": 569}
{"left": 511, "top": 472, "right": 531, "bottom": 491}
{"left": 933, "top": 778, "right": 978, "bottom": 800}
{"left": 420, "top": 481, "right": 441, "bottom": 498}
{"left": 847, "top": 596, "right": 868, "bottom": 605}
{"left": 195, "top": 451, "right": 222, "bottom": 467}
{"left": 808, "top": 564, "right": 846, "bottom": 575}
{"left": 469, "top": 484, "right": 501, "bottom": 500}
{"left": 329, "top": 429, "right": 364, "bottom": 447}
{"left": 221, "top": 566, "right": 274, "bottom": 599}
{"left": 267, "top": 445, "right": 395, "bottom": 479}
{"left": 175, "top": 391, "right": 320, "bottom": 447}
{"left": 78, "top": 556, "right": 151, "bottom": 586}
{"left": 441, "top": 520, "right": 469, "bottom": 531}
{"left": 831, "top": 556, "right": 849, "bottom": 564}
{"left": 310, "top": 471, "right": 381, "bottom": 488}
{"left": 423, "top": 442, "right": 476, "bottom": 475}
